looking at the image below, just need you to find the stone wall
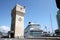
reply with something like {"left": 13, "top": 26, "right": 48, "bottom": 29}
{"left": 0, "top": 39, "right": 59, "bottom": 40}
{"left": 0, "top": 37, "right": 60, "bottom": 40}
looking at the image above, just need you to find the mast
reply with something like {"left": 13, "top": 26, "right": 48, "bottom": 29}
{"left": 50, "top": 13, "right": 53, "bottom": 34}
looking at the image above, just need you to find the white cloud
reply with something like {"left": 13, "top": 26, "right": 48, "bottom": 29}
{"left": 0, "top": 26, "right": 10, "bottom": 33}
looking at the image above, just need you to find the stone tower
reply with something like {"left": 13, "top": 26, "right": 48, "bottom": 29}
{"left": 10, "top": 4, "right": 25, "bottom": 38}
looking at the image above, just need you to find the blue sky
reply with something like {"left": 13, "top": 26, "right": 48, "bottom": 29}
{"left": 0, "top": 0, "right": 58, "bottom": 32}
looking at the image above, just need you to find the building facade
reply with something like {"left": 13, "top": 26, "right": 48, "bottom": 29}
{"left": 55, "top": 10, "right": 60, "bottom": 36}
{"left": 56, "top": 10, "right": 60, "bottom": 29}
{"left": 55, "top": 0, "right": 60, "bottom": 36}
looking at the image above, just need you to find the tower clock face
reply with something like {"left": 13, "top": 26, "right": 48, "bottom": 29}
{"left": 18, "top": 17, "right": 22, "bottom": 21}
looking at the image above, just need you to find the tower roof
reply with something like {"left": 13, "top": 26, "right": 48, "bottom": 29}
{"left": 11, "top": 4, "right": 25, "bottom": 16}
{"left": 16, "top": 4, "right": 25, "bottom": 9}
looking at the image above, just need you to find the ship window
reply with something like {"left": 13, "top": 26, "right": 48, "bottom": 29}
{"left": 30, "top": 31, "right": 42, "bottom": 37}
